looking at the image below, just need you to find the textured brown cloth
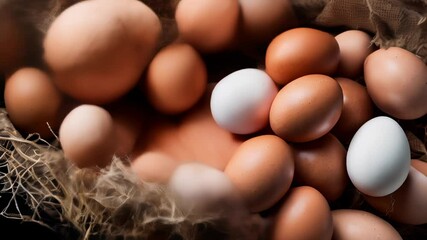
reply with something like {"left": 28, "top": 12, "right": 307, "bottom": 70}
{"left": 293, "top": 0, "right": 427, "bottom": 63}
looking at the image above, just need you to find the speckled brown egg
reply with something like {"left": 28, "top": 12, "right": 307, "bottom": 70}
{"left": 331, "top": 77, "right": 375, "bottom": 144}
{"left": 265, "top": 27, "right": 340, "bottom": 85}
{"left": 291, "top": 133, "right": 348, "bottom": 201}
{"left": 270, "top": 186, "right": 333, "bottom": 240}
{"left": 364, "top": 47, "right": 427, "bottom": 120}
{"left": 269, "top": 74, "right": 343, "bottom": 142}
{"left": 224, "top": 134, "right": 294, "bottom": 213}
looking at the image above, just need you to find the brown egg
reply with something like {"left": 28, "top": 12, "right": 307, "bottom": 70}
{"left": 265, "top": 27, "right": 340, "bottom": 85}
{"left": 291, "top": 133, "right": 348, "bottom": 201}
{"left": 44, "top": 0, "right": 161, "bottom": 104}
{"left": 331, "top": 77, "right": 374, "bottom": 144}
{"left": 106, "top": 100, "right": 145, "bottom": 159}
{"left": 270, "top": 186, "right": 333, "bottom": 240}
{"left": 59, "top": 104, "right": 117, "bottom": 168}
{"left": 4, "top": 67, "right": 63, "bottom": 139}
{"left": 130, "top": 151, "right": 179, "bottom": 184}
{"left": 364, "top": 47, "right": 427, "bottom": 120}
{"left": 269, "top": 74, "right": 343, "bottom": 142}
{"left": 238, "top": 0, "right": 298, "bottom": 46}
{"left": 332, "top": 209, "right": 402, "bottom": 240}
{"left": 144, "top": 43, "right": 207, "bottom": 114}
{"left": 175, "top": 0, "right": 240, "bottom": 53}
{"left": 363, "top": 160, "right": 427, "bottom": 225}
{"left": 134, "top": 84, "right": 244, "bottom": 171}
{"left": 335, "top": 30, "right": 376, "bottom": 78}
{"left": 224, "top": 134, "right": 294, "bottom": 213}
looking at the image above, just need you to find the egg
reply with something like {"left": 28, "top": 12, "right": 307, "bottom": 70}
{"left": 265, "top": 27, "right": 340, "bottom": 85}
{"left": 291, "top": 133, "right": 348, "bottom": 201}
{"left": 210, "top": 68, "right": 278, "bottom": 134}
{"left": 130, "top": 151, "right": 179, "bottom": 184}
{"left": 106, "top": 99, "right": 145, "bottom": 159}
{"left": 175, "top": 0, "right": 240, "bottom": 53}
{"left": 224, "top": 135, "right": 294, "bottom": 212}
{"left": 331, "top": 209, "right": 402, "bottom": 240}
{"left": 331, "top": 77, "right": 375, "bottom": 144}
{"left": 269, "top": 74, "right": 343, "bottom": 142}
{"left": 168, "top": 162, "right": 240, "bottom": 213}
{"left": 143, "top": 43, "right": 207, "bottom": 115}
{"left": 43, "top": 0, "right": 161, "bottom": 104}
{"left": 364, "top": 47, "right": 427, "bottom": 120}
{"left": 59, "top": 104, "right": 117, "bottom": 168}
{"left": 334, "top": 30, "right": 376, "bottom": 78}
{"left": 270, "top": 186, "right": 333, "bottom": 240}
{"left": 134, "top": 84, "right": 244, "bottom": 170}
{"left": 363, "top": 160, "right": 427, "bottom": 225}
{"left": 4, "top": 67, "right": 63, "bottom": 139}
{"left": 346, "top": 116, "right": 411, "bottom": 197}
{"left": 238, "top": 0, "right": 298, "bottom": 46}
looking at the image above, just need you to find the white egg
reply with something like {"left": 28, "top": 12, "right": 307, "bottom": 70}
{"left": 210, "top": 68, "right": 278, "bottom": 134}
{"left": 346, "top": 116, "right": 411, "bottom": 197}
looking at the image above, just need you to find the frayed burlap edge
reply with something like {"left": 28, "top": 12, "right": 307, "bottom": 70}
{"left": 0, "top": 108, "right": 238, "bottom": 240}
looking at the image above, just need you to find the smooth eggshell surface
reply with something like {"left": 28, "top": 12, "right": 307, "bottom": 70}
{"left": 144, "top": 43, "right": 207, "bottom": 115}
{"left": 291, "top": 133, "right": 348, "bottom": 201}
{"left": 175, "top": 0, "right": 240, "bottom": 53}
{"left": 59, "top": 104, "right": 116, "bottom": 168}
{"left": 5, "top": 67, "right": 63, "bottom": 139}
{"left": 266, "top": 27, "right": 340, "bottom": 85}
{"left": 331, "top": 77, "right": 374, "bottom": 144}
{"left": 364, "top": 47, "right": 427, "bottom": 120}
{"left": 270, "top": 186, "right": 333, "bottom": 240}
{"left": 211, "top": 68, "right": 278, "bottom": 135}
{"left": 269, "top": 74, "right": 343, "bottom": 142}
{"left": 224, "top": 134, "right": 294, "bottom": 212}
{"left": 346, "top": 116, "right": 411, "bottom": 197}
{"left": 363, "top": 160, "right": 427, "bottom": 225}
{"left": 44, "top": 0, "right": 161, "bottom": 104}
{"left": 332, "top": 209, "right": 402, "bottom": 240}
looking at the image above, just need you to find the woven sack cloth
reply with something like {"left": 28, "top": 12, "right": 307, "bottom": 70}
{"left": 293, "top": 0, "right": 427, "bottom": 63}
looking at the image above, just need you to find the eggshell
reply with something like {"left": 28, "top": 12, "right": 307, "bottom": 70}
{"left": 346, "top": 116, "right": 411, "bottom": 197}
{"left": 44, "top": 0, "right": 161, "bottom": 104}
{"left": 144, "top": 43, "right": 207, "bottom": 115}
{"left": 364, "top": 47, "right": 427, "bottom": 120}
{"left": 291, "top": 133, "right": 348, "bottom": 201}
{"left": 131, "top": 151, "right": 179, "bottom": 184}
{"left": 331, "top": 209, "right": 402, "bottom": 240}
{"left": 224, "top": 135, "right": 294, "bottom": 212}
{"left": 134, "top": 85, "right": 244, "bottom": 170}
{"left": 270, "top": 186, "right": 333, "bottom": 240}
{"left": 331, "top": 77, "right": 374, "bottom": 144}
{"left": 4, "top": 67, "right": 63, "bottom": 139}
{"left": 238, "top": 0, "right": 298, "bottom": 45}
{"left": 59, "top": 104, "right": 116, "bottom": 168}
{"left": 168, "top": 162, "right": 240, "bottom": 213}
{"left": 265, "top": 27, "right": 340, "bottom": 85}
{"left": 269, "top": 74, "right": 343, "bottom": 142}
{"left": 335, "top": 30, "right": 375, "bottom": 78}
{"left": 106, "top": 100, "right": 145, "bottom": 159}
{"left": 210, "top": 68, "right": 278, "bottom": 134}
{"left": 175, "top": 0, "right": 240, "bottom": 53}
{"left": 363, "top": 160, "right": 427, "bottom": 225}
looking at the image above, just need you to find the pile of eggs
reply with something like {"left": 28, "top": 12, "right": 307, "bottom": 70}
{"left": 1, "top": 0, "right": 427, "bottom": 239}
